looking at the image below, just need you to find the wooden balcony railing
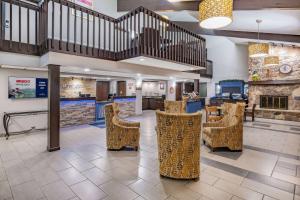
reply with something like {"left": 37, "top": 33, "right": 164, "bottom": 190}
{"left": 0, "top": 0, "right": 209, "bottom": 69}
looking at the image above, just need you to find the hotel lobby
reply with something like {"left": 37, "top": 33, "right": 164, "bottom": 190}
{"left": 0, "top": 0, "right": 300, "bottom": 200}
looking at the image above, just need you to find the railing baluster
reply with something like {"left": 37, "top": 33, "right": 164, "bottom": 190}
{"left": 93, "top": 14, "right": 95, "bottom": 56}
{"left": 80, "top": 8, "right": 83, "bottom": 53}
{"left": 122, "top": 17, "right": 125, "bottom": 59}
{"left": 51, "top": 0, "right": 54, "bottom": 48}
{"left": 19, "top": 3, "right": 21, "bottom": 48}
{"left": 67, "top": 2, "right": 70, "bottom": 51}
{"left": 27, "top": 8, "right": 30, "bottom": 46}
{"left": 104, "top": 16, "right": 106, "bottom": 57}
{"left": 9, "top": 0, "right": 12, "bottom": 48}
{"left": 59, "top": 0, "right": 62, "bottom": 50}
{"left": 87, "top": 10, "right": 89, "bottom": 54}
{"left": 74, "top": 6, "right": 76, "bottom": 52}
{"left": 98, "top": 15, "right": 100, "bottom": 57}
{"left": 109, "top": 19, "right": 111, "bottom": 57}
{"left": 142, "top": 9, "right": 145, "bottom": 55}
{"left": 35, "top": 10, "right": 38, "bottom": 45}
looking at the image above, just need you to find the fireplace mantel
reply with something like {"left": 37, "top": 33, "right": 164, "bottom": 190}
{"left": 249, "top": 80, "right": 300, "bottom": 85}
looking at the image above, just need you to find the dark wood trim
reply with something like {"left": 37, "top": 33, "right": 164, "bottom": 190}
{"left": 249, "top": 80, "right": 300, "bottom": 85}
{"left": 117, "top": 0, "right": 300, "bottom": 12}
{"left": 194, "top": 79, "right": 199, "bottom": 93}
{"left": 174, "top": 22, "right": 300, "bottom": 43}
{"left": 48, "top": 64, "right": 60, "bottom": 152}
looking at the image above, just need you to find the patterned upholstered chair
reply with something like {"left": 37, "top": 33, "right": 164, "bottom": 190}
{"left": 104, "top": 104, "right": 140, "bottom": 150}
{"left": 156, "top": 110, "right": 202, "bottom": 179}
{"left": 205, "top": 106, "right": 223, "bottom": 122}
{"left": 164, "top": 100, "right": 187, "bottom": 113}
{"left": 202, "top": 103, "right": 245, "bottom": 151}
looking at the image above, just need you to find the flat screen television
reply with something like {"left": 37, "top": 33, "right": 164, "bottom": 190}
{"left": 8, "top": 77, "right": 48, "bottom": 99}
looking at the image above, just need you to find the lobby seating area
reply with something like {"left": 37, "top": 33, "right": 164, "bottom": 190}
{"left": 0, "top": 0, "right": 299, "bottom": 199}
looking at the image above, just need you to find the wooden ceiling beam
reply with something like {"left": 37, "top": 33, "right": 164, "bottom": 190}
{"left": 117, "top": 0, "right": 300, "bottom": 12}
{"left": 174, "top": 22, "right": 300, "bottom": 43}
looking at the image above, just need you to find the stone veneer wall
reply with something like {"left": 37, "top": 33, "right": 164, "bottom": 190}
{"left": 248, "top": 46, "right": 300, "bottom": 122}
{"left": 60, "top": 77, "right": 96, "bottom": 98}
{"left": 60, "top": 100, "right": 95, "bottom": 127}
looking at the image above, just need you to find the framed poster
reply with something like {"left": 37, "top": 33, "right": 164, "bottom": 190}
{"left": 8, "top": 77, "right": 36, "bottom": 99}
{"left": 36, "top": 78, "right": 48, "bottom": 98}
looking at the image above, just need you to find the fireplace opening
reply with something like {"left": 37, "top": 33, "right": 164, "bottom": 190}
{"left": 260, "top": 95, "right": 288, "bottom": 110}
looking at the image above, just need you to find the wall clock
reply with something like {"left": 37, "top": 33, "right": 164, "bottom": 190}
{"left": 279, "top": 64, "right": 292, "bottom": 74}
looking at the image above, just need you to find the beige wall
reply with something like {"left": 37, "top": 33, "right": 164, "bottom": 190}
{"left": 0, "top": 68, "right": 48, "bottom": 134}
{"left": 60, "top": 77, "right": 96, "bottom": 98}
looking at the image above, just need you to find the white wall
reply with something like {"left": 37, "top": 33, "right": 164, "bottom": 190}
{"left": 0, "top": 68, "right": 48, "bottom": 135}
{"left": 203, "top": 35, "right": 249, "bottom": 97}
{"left": 142, "top": 81, "right": 166, "bottom": 96}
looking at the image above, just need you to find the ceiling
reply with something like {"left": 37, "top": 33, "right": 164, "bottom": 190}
{"left": 159, "top": 9, "right": 300, "bottom": 36}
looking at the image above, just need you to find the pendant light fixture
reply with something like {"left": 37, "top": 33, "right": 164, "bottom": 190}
{"left": 248, "top": 20, "right": 269, "bottom": 58}
{"left": 264, "top": 56, "right": 279, "bottom": 67}
{"left": 199, "top": 0, "right": 233, "bottom": 29}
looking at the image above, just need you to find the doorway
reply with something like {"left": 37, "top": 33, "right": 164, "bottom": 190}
{"left": 176, "top": 82, "right": 183, "bottom": 100}
{"left": 117, "top": 81, "right": 126, "bottom": 96}
{"left": 96, "top": 81, "right": 110, "bottom": 101}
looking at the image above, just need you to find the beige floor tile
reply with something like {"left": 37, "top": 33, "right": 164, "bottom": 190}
{"left": 68, "top": 158, "right": 95, "bottom": 172}
{"left": 204, "top": 166, "right": 244, "bottom": 185}
{"left": 263, "top": 196, "right": 278, "bottom": 200}
{"left": 0, "top": 180, "right": 13, "bottom": 200}
{"left": 129, "top": 179, "right": 169, "bottom": 200}
{"left": 70, "top": 180, "right": 107, "bottom": 200}
{"left": 99, "top": 180, "right": 138, "bottom": 200}
{"left": 241, "top": 178, "right": 293, "bottom": 200}
{"left": 294, "top": 195, "right": 300, "bottom": 200}
{"left": 32, "top": 168, "right": 60, "bottom": 186}
{"left": 156, "top": 179, "right": 201, "bottom": 200}
{"left": 199, "top": 172, "right": 219, "bottom": 185}
{"left": 272, "top": 171, "right": 300, "bottom": 185}
{"left": 187, "top": 181, "right": 232, "bottom": 200}
{"left": 41, "top": 180, "right": 76, "bottom": 200}
{"left": 82, "top": 167, "right": 112, "bottom": 186}
{"left": 58, "top": 167, "right": 86, "bottom": 186}
{"left": 11, "top": 180, "right": 45, "bottom": 200}
{"left": 214, "top": 179, "right": 263, "bottom": 200}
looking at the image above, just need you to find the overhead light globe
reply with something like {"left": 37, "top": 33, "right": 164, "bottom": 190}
{"left": 248, "top": 43, "right": 269, "bottom": 58}
{"left": 264, "top": 56, "right": 279, "bottom": 67}
{"left": 199, "top": 0, "right": 233, "bottom": 29}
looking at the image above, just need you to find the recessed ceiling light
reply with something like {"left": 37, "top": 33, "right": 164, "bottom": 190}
{"left": 84, "top": 68, "right": 90, "bottom": 72}
{"left": 106, "top": 77, "right": 111, "bottom": 80}
{"left": 137, "top": 73, "right": 141, "bottom": 77}
{"left": 139, "top": 58, "right": 145, "bottom": 61}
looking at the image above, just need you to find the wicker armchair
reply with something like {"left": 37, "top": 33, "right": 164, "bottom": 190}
{"left": 156, "top": 110, "right": 202, "bottom": 179}
{"left": 164, "top": 100, "right": 187, "bottom": 113}
{"left": 202, "top": 103, "right": 245, "bottom": 151}
{"left": 104, "top": 104, "right": 140, "bottom": 150}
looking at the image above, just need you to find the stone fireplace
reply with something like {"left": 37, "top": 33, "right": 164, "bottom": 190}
{"left": 248, "top": 45, "right": 300, "bottom": 122}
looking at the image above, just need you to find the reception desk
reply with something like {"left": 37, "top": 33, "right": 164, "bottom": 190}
{"left": 60, "top": 97, "right": 96, "bottom": 127}
{"left": 142, "top": 96, "right": 165, "bottom": 110}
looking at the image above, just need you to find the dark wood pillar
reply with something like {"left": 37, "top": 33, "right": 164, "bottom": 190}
{"left": 194, "top": 79, "right": 199, "bottom": 93}
{"left": 47, "top": 64, "right": 60, "bottom": 152}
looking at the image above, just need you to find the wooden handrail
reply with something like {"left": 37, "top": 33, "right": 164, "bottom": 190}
{"left": 0, "top": 0, "right": 209, "bottom": 70}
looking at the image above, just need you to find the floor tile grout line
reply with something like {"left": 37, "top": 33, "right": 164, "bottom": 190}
{"left": 201, "top": 156, "right": 296, "bottom": 194}
{"left": 244, "top": 125, "right": 300, "bottom": 136}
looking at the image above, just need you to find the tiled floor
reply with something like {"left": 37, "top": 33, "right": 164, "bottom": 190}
{"left": 0, "top": 110, "right": 300, "bottom": 200}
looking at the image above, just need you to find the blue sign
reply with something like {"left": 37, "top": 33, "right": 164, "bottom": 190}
{"left": 36, "top": 78, "right": 48, "bottom": 98}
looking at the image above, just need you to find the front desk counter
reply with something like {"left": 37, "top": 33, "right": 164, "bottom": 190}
{"left": 142, "top": 96, "right": 165, "bottom": 111}
{"left": 60, "top": 97, "right": 96, "bottom": 127}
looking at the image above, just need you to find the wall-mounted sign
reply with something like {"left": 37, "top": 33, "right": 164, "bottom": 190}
{"left": 169, "top": 87, "right": 174, "bottom": 94}
{"left": 279, "top": 64, "right": 292, "bottom": 74}
{"left": 36, "top": 78, "right": 48, "bottom": 98}
{"left": 8, "top": 77, "right": 48, "bottom": 99}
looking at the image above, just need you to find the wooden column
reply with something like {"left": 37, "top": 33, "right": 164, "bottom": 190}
{"left": 194, "top": 79, "right": 199, "bottom": 93}
{"left": 47, "top": 64, "right": 60, "bottom": 152}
